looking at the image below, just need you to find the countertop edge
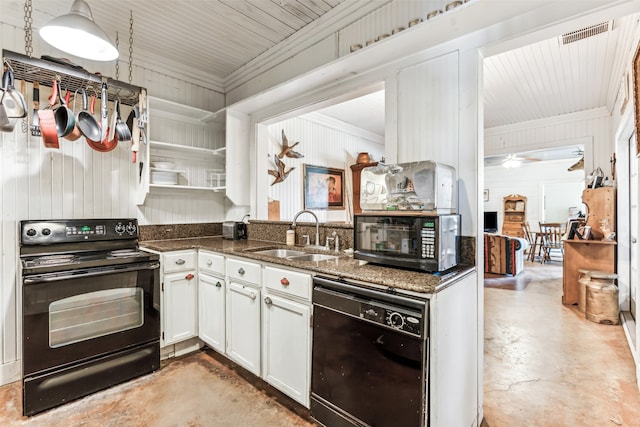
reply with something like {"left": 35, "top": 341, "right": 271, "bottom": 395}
{"left": 141, "top": 237, "right": 476, "bottom": 294}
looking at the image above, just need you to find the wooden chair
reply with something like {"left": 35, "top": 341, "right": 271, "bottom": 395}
{"left": 538, "top": 222, "right": 564, "bottom": 263}
{"left": 521, "top": 221, "right": 539, "bottom": 262}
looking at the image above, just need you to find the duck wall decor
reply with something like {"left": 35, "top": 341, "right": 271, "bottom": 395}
{"left": 278, "top": 129, "right": 304, "bottom": 158}
{"left": 268, "top": 154, "right": 295, "bottom": 185}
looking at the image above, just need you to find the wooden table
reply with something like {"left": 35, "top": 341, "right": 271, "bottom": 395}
{"left": 562, "top": 239, "right": 616, "bottom": 305}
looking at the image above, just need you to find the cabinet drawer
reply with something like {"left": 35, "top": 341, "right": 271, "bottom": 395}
{"left": 226, "top": 258, "right": 261, "bottom": 285}
{"left": 199, "top": 251, "right": 225, "bottom": 275}
{"left": 263, "top": 266, "right": 311, "bottom": 301}
{"left": 163, "top": 251, "right": 197, "bottom": 273}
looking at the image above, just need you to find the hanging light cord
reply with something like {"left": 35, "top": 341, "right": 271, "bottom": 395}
{"left": 128, "top": 10, "right": 134, "bottom": 84}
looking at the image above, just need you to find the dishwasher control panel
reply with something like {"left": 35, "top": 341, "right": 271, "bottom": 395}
{"left": 361, "top": 302, "right": 423, "bottom": 336}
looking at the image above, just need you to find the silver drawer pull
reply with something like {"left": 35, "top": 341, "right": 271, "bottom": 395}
{"left": 238, "top": 268, "right": 245, "bottom": 275}
{"left": 249, "top": 292, "right": 256, "bottom": 300}
{"left": 207, "top": 260, "right": 213, "bottom": 266}
{"left": 215, "top": 281, "right": 222, "bottom": 288}
{"left": 175, "top": 259, "right": 186, "bottom": 265}
{"left": 264, "top": 296, "right": 272, "bottom": 305}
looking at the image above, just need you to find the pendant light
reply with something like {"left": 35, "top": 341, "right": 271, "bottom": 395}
{"left": 39, "top": 0, "right": 118, "bottom": 61}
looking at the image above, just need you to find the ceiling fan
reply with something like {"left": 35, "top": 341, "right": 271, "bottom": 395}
{"left": 568, "top": 148, "right": 584, "bottom": 171}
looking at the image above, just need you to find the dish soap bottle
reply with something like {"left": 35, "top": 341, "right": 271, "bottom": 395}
{"left": 286, "top": 229, "right": 295, "bottom": 246}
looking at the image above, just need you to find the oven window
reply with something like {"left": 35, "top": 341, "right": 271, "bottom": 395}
{"left": 49, "top": 288, "right": 144, "bottom": 348}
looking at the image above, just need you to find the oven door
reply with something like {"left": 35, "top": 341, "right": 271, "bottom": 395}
{"left": 22, "top": 261, "right": 160, "bottom": 376}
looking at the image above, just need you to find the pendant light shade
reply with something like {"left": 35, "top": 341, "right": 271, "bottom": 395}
{"left": 40, "top": 0, "right": 118, "bottom": 61}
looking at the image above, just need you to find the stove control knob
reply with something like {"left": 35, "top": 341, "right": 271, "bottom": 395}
{"left": 26, "top": 228, "right": 37, "bottom": 237}
{"left": 42, "top": 228, "right": 51, "bottom": 236}
{"left": 386, "top": 312, "right": 405, "bottom": 329}
{"left": 125, "top": 223, "right": 137, "bottom": 234}
{"left": 115, "top": 223, "right": 125, "bottom": 234}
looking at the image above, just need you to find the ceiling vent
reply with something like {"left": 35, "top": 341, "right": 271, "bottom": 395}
{"left": 561, "top": 21, "right": 612, "bottom": 45}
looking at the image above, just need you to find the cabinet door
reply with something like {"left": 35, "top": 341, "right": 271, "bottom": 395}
{"left": 226, "top": 281, "right": 261, "bottom": 375}
{"left": 198, "top": 273, "right": 225, "bottom": 353}
{"left": 162, "top": 271, "right": 198, "bottom": 346}
{"left": 262, "top": 292, "right": 311, "bottom": 407}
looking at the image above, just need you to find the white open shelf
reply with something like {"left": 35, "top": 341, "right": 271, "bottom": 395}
{"left": 148, "top": 96, "right": 222, "bottom": 124}
{"left": 149, "top": 140, "right": 225, "bottom": 158}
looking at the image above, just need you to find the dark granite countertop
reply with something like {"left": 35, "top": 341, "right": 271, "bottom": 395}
{"left": 141, "top": 237, "right": 475, "bottom": 295}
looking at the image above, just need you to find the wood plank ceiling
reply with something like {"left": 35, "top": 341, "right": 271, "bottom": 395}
{"left": 6, "top": 1, "right": 637, "bottom": 148}
{"left": 3, "top": 0, "right": 348, "bottom": 79}
{"left": 483, "top": 15, "right": 637, "bottom": 129}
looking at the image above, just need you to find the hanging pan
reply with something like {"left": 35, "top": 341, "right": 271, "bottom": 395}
{"left": 86, "top": 100, "right": 117, "bottom": 152}
{"left": 114, "top": 99, "right": 131, "bottom": 142}
{"left": 77, "top": 87, "right": 101, "bottom": 142}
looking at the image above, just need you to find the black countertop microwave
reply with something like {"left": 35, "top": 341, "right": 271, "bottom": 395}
{"left": 354, "top": 213, "right": 460, "bottom": 272}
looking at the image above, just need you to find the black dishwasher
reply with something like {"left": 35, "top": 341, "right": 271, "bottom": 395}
{"left": 311, "top": 276, "right": 429, "bottom": 427}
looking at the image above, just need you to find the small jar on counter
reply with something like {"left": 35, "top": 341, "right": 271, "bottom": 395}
{"left": 286, "top": 229, "right": 295, "bottom": 246}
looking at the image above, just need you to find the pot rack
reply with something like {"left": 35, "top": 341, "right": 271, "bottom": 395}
{"left": 2, "top": 49, "right": 143, "bottom": 106}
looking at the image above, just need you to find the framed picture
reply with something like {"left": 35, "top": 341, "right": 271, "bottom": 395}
{"left": 483, "top": 189, "right": 489, "bottom": 202}
{"left": 303, "top": 164, "right": 344, "bottom": 209}
{"left": 633, "top": 42, "right": 640, "bottom": 156}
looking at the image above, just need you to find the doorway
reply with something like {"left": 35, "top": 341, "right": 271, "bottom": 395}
{"left": 629, "top": 132, "right": 637, "bottom": 322}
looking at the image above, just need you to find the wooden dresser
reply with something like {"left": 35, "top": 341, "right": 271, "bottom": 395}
{"left": 502, "top": 194, "right": 527, "bottom": 237}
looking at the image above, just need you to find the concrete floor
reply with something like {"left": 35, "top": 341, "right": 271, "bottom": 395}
{"left": 0, "top": 350, "right": 316, "bottom": 427}
{"left": 1, "top": 261, "right": 638, "bottom": 426}
{"left": 483, "top": 261, "right": 640, "bottom": 426}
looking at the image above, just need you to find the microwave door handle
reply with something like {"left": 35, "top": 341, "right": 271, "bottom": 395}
{"left": 23, "top": 262, "right": 160, "bottom": 285}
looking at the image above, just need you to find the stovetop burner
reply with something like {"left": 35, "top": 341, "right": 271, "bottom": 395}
{"left": 21, "top": 248, "right": 159, "bottom": 275}
{"left": 19, "top": 219, "right": 159, "bottom": 276}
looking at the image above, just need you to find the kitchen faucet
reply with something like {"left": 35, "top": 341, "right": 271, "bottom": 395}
{"left": 292, "top": 210, "right": 320, "bottom": 246}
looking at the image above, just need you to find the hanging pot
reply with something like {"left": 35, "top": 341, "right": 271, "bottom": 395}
{"left": 0, "top": 93, "right": 13, "bottom": 132}
{"left": 0, "top": 77, "right": 13, "bottom": 132}
{"left": 1, "top": 67, "right": 27, "bottom": 119}
{"left": 53, "top": 81, "right": 76, "bottom": 138}
{"left": 63, "top": 89, "right": 82, "bottom": 141}
{"left": 37, "top": 79, "right": 59, "bottom": 149}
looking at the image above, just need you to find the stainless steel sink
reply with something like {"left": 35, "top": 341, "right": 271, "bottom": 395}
{"left": 287, "top": 254, "right": 338, "bottom": 262}
{"left": 252, "top": 249, "right": 307, "bottom": 258}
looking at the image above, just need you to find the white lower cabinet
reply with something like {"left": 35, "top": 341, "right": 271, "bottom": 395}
{"left": 198, "top": 272, "right": 226, "bottom": 353}
{"left": 226, "top": 281, "right": 261, "bottom": 375}
{"left": 225, "top": 257, "right": 262, "bottom": 376}
{"left": 262, "top": 292, "right": 311, "bottom": 407}
{"left": 262, "top": 266, "right": 312, "bottom": 408}
{"left": 162, "top": 268, "right": 198, "bottom": 346}
{"left": 162, "top": 251, "right": 313, "bottom": 406}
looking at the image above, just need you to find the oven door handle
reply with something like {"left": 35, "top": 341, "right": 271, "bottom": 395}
{"left": 23, "top": 262, "right": 160, "bottom": 284}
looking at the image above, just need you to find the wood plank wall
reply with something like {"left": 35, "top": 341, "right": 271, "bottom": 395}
{"left": 0, "top": 21, "right": 224, "bottom": 375}
{"left": 266, "top": 116, "right": 384, "bottom": 223}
